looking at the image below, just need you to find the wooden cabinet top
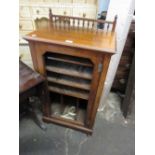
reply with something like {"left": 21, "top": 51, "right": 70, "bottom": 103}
{"left": 24, "top": 25, "right": 116, "bottom": 54}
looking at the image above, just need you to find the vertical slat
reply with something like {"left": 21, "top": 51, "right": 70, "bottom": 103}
{"left": 63, "top": 18, "right": 66, "bottom": 29}
{"left": 62, "top": 17, "right": 64, "bottom": 28}
{"left": 55, "top": 16, "right": 57, "bottom": 27}
{"left": 52, "top": 16, "right": 55, "bottom": 27}
{"left": 92, "top": 21, "right": 94, "bottom": 30}
{"left": 48, "top": 9, "right": 117, "bottom": 33}
{"left": 75, "top": 98, "right": 79, "bottom": 120}
{"left": 63, "top": 11, "right": 67, "bottom": 29}
{"left": 96, "top": 21, "right": 98, "bottom": 33}
{"left": 68, "top": 17, "right": 71, "bottom": 29}
{"left": 78, "top": 19, "right": 80, "bottom": 28}
{"left": 59, "top": 17, "right": 61, "bottom": 28}
{"left": 60, "top": 95, "right": 64, "bottom": 114}
{"left": 69, "top": 18, "right": 71, "bottom": 27}
{"left": 87, "top": 20, "right": 90, "bottom": 29}
{"left": 67, "top": 17, "right": 70, "bottom": 28}
{"left": 61, "top": 17, "right": 66, "bottom": 28}
{"left": 107, "top": 23, "right": 110, "bottom": 32}
{"left": 112, "top": 15, "right": 118, "bottom": 32}
{"left": 49, "top": 8, "right": 52, "bottom": 21}
{"left": 49, "top": 8, "right": 53, "bottom": 27}
{"left": 83, "top": 19, "right": 85, "bottom": 28}
{"left": 73, "top": 18, "right": 75, "bottom": 28}
{"left": 53, "top": 16, "right": 55, "bottom": 27}
{"left": 83, "top": 13, "right": 86, "bottom": 28}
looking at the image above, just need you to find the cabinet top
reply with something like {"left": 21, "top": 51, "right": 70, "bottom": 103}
{"left": 23, "top": 26, "right": 116, "bottom": 54}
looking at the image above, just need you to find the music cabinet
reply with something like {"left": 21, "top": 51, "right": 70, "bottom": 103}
{"left": 24, "top": 9, "right": 117, "bottom": 134}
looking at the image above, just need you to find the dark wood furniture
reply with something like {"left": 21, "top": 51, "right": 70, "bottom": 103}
{"left": 19, "top": 60, "right": 47, "bottom": 130}
{"left": 122, "top": 54, "right": 135, "bottom": 118}
{"left": 23, "top": 10, "right": 117, "bottom": 134}
{"left": 112, "top": 20, "right": 135, "bottom": 93}
{"left": 121, "top": 20, "right": 135, "bottom": 118}
{"left": 111, "top": 19, "right": 135, "bottom": 118}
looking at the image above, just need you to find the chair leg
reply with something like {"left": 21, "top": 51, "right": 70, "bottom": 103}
{"left": 38, "top": 82, "right": 51, "bottom": 117}
{"left": 19, "top": 99, "right": 29, "bottom": 120}
{"left": 29, "top": 97, "right": 47, "bottom": 131}
{"left": 30, "top": 107, "right": 47, "bottom": 130}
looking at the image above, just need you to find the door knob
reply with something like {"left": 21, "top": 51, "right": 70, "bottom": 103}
{"left": 36, "top": 10, "right": 40, "bottom": 14}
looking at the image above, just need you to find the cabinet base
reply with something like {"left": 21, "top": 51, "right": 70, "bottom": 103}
{"left": 43, "top": 116, "right": 93, "bottom": 135}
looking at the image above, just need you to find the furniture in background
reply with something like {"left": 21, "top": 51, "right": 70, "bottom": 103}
{"left": 112, "top": 20, "right": 135, "bottom": 93}
{"left": 97, "top": 11, "right": 107, "bottom": 29}
{"left": 35, "top": 17, "right": 49, "bottom": 30}
{"left": 122, "top": 54, "right": 135, "bottom": 118}
{"left": 19, "top": 47, "right": 33, "bottom": 69}
{"left": 19, "top": 60, "right": 48, "bottom": 130}
{"left": 111, "top": 19, "right": 135, "bottom": 118}
{"left": 19, "top": 0, "right": 99, "bottom": 69}
{"left": 23, "top": 10, "right": 117, "bottom": 134}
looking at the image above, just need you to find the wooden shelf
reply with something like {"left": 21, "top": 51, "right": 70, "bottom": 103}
{"left": 46, "top": 54, "right": 93, "bottom": 67}
{"left": 24, "top": 10, "right": 117, "bottom": 134}
{"left": 48, "top": 85, "right": 89, "bottom": 100}
{"left": 46, "top": 65, "right": 92, "bottom": 80}
{"left": 47, "top": 76, "right": 91, "bottom": 90}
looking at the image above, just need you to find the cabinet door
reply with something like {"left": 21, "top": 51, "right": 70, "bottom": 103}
{"left": 50, "top": 8, "right": 60, "bottom": 15}
{"left": 73, "top": 7, "right": 96, "bottom": 18}
{"left": 57, "top": 8, "right": 72, "bottom": 16}
{"left": 19, "top": 45, "right": 33, "bottom": 68}
{"left": 19, "top": 20, "right": 34, "bottom": 31}
{"left": 19, "top": 6, "right": 31, "bottom": 18}
{"left": 73, "top": 8, "right": 85, "bottom": 17}
{"left": 84, "top": 8, "right": 97, "bottom": 19}
{"left": 32, "top": 7, "right": 49, "bottom": 15}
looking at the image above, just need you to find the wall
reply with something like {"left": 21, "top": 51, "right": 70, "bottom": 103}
{"left": 98, "top": 0, "right": 135, "bottom": 110}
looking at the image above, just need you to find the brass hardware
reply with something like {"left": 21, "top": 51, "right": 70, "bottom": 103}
{"left": 19, "top": 24, "right": 22, "bottom": 29}
{"left": 98, "top": 63, "right": 103, "bottom": 72}
{"left": 64, "top": 11, "right": 67, "bottom": 15}
{"left": 36, "top": 10, "right": 40, "bottom": 14}
{"left": 83, "top": 13, "right": 86, "bottom": 18}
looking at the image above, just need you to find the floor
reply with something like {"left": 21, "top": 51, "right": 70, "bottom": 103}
{"left": 19, "top": 92, "right": 135, "bottom": 155}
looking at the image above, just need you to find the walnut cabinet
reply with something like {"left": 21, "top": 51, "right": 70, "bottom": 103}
{"left": 24, "top": 12, "right": 117, "bottom": 134}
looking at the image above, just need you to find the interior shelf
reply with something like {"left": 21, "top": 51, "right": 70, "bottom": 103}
{"left": 48, "top": 82, "right": 89, "bottom": 100}
{"left": 45, "top": 65, "right": 92, "bottom": 80}
{"left": 45, "top": 52, "right": 93, "bottom": 67}
{"left": 46, "top": 72, "right": 91, "bottom": 90}
{"left": 44, "top": 52, "right": 93, "bottom": 80}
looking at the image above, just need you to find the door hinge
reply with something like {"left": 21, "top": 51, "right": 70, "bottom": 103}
{"left": 98, "top": 63, "right": 103, "bottom": 72}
